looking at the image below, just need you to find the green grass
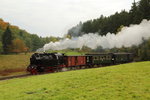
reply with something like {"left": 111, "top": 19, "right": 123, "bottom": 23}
{"left": 0, "top": 61, "right": 150, "bottom": 100}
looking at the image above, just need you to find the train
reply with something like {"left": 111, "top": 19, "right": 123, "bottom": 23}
{"left": 27, "top": 52, "right": 134, "bottom": 74}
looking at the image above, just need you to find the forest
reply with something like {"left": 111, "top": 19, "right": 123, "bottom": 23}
{"left": 67, "top": 0, "right": 150, "bottom": 61}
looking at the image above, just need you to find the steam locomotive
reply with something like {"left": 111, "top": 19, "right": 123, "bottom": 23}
{"left": 27, "top": 52, "right": 133, "bottom": 74}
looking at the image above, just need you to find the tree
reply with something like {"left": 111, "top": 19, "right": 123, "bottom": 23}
{"left": 138, "top": 38, "right": 150, "bottom": 61}
{"left": 68, "top": 22, "right": 83, "bottom": 37}
{"left": 138, "top": 0, "right": 150, "bottom": 20}
{"left": 129, "top": 1, "right": 141, "bottom": 24}
{"left": 80, "top": 45, "right": 92, "bottom": 52}
{"left": 94, "top": 46, "right": 104, "bottom": 52}
{"left": 2, "top": 26, "right": 13, "bottom": 54}
{"left": 31, "top": 34, "right": 43, "bottom": 51}
{"left": 63, "top": 34, "right": 71, "bottom": 39}
{"left": 117, "top": 25, "right": 124, "bottom": 33}
{"left": 0, "top": 19, "right": 9, "bottom": 41}
{"left": 10, "top": 39, "right": 28, "bottom": 54}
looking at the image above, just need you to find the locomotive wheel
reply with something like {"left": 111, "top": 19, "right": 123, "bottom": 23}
{"left": 31, "top": 68, "right": 38, "bottom": 75}
{"left": 30, "top": 65, "right": 38, "bottom": 75}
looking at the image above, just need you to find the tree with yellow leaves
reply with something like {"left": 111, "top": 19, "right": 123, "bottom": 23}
{"left": 10, "top": 38, "right": 28, "bottom": 54}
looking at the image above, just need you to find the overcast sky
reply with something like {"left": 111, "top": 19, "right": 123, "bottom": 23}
{"left": 0, "top": 0, "right": 139, "bottom": 37}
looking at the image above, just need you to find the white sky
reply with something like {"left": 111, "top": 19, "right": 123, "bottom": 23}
{"left": 0, "top": 0, "right": 139, "bottom": 37}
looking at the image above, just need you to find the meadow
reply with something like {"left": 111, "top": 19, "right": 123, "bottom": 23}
{"left": 0, "top": 61, "right": 149, "bottom": 100}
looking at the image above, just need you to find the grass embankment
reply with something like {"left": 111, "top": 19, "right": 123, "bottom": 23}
{"left": 0, "top": 53, "right": 32, "bottom": 77}
{"left": 0, "top": 61, "right": 150, "bottom": 100}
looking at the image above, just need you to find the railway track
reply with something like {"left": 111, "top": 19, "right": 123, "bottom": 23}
{"left": 0, "top": 65, "right": 108, "bottom": 81}
{"left": 0, "top": 74, "right": 31, "bottom": 81}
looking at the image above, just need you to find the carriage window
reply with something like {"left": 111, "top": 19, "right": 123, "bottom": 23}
{"left": 87, "top": 57, "right": 89, "bottom": 62}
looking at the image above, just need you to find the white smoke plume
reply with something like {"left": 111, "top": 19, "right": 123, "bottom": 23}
{"left": 38, "top": 19, "right": 150, "bottom": 51}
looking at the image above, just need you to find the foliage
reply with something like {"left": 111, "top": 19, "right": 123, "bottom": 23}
{"left": 117, "top": 25, "right": 124, "bottom": 33}
{"left": 68, "top": 10, "right": 130, "bottom": 36}
{"left": 2, "top": 26, "right": 13, "bottom": 54}
{"left": 30, "top": 34, "right": 43, "bottom": 51}
{"left": 80, "top": 45, "right": 92, "bottom": 52}
{"left": 129, "top": 1, "right": 141, "bottom": 24}
{"left": 0, "top": 61, "right": 150, "bottom": 100}
{"left": 138, "top": 0, "right": 150, "bottom": 20}
{"left": 10, "top": 39, "right": 28, "bottom": 53}
{"left": 0, "top": 19, "right": 9, "bottom": 41}
{"left": 138, "top": 39, "right": 150, "bottom": 60}
{"left": 68, "top": 22, "right": 83, "bottom": 37}
{"left": 63, "top": 34, "right": 72, "bottom": 39}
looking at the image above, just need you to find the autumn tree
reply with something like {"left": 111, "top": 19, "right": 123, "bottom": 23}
{"left": 10, "top": 38, "right": 28, "bottom": 54}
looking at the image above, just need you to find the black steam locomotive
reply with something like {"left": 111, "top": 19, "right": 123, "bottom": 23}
{"left": 27, "top": 52, "right": 133, "bottom": 74}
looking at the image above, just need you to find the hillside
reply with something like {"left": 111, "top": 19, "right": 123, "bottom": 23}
{"left": 0, "top": 61, "right": 149, "bottom": 100}
{"left": 0, "top": 18, "right": 62, "bottom": 53}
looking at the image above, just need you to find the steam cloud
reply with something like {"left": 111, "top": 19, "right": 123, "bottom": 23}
{"left": 38, "top": 19, "right": 150, "bottom": 51}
